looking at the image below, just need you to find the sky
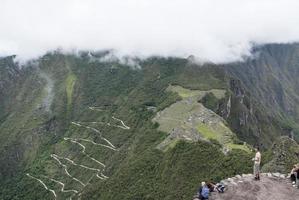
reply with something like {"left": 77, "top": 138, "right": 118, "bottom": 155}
{"left": 1, "top": 0, "right": 299, "bottom": 63}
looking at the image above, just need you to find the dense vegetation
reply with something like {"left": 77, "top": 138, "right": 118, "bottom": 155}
{"left": 0, "top": 43, "right": 299, "bottom": 199}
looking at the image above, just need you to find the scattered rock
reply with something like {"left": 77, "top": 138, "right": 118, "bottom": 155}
{"left": 227, "top": 178, "right": 234, "bottom": 182}
{"left": 242, "top": 174, "right": 252, "bottom": 178}
{"left": 235, "top": 175, "right": 242, "bottom": 179}
{"left": 280, "top": 174, "right": 286, "bottom": 178}
{"left": 210, "top": 173, "right": 299, "bottom": 200}
{"left": 272, "top": 172, "right": 281, "bottom": 177}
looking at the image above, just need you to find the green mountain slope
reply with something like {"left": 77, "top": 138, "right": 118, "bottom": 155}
{"left": 0, "top": 44, "right": 298, "bottom": 199}
{"left": 225, "top": 43, "right": 299, "bottom": 143}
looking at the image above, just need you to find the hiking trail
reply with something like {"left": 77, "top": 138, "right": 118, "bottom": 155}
{"left": 26, "top": 173, "right": 57, "bottom": 199}
{"left": 26, "top": 107, "right": 130, "bottom": 199}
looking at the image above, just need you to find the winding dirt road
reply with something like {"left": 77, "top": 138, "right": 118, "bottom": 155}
{"left": 63, "top": 138, "right": 108, "bottom": 166}
{"left": 26, "top": 173, "right": 57, "bottom": 199}
{"left": 43, "top": 176, "right": 78, "bottom": 194}
{"left": 70, "top": 122, "right": 117, "bottom": 149}
{"left": 51, "top": 154, "right": 86, "bottom": 187}
{"left": 26, "top": 107, "right": 130, "bottom": 199}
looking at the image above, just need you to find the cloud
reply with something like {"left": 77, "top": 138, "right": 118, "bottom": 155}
{"left": 1, "top": 0, "right": 299, "bottom": 63}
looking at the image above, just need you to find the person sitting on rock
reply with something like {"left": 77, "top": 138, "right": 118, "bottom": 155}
{"left": 197, "top": 182, "right": 210, "bottom": 200}
{"left": 290, "top": 164, "right": 299, "bottom": 187}
{"left": 252, "top": 147, "right": 261, "bottom": 180}
{"left": 207, "top": 182, "right": 215, "bottom": 193}
{"left": 207, "top": 182, "right": 225, "bottom": 193}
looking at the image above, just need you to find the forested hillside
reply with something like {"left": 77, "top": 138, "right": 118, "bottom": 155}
{"left": 0, "top": 44, "right": 299, "bottom": 199}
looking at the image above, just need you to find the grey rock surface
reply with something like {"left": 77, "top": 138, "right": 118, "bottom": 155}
{"left": 210, "top": 174, "right": 299, "bottom": 200}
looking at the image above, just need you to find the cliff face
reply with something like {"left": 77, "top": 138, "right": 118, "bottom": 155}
{"left": 0, "top": 56, "right": 20, "bottom": 89}
{"left": 0, "top": 56, "right": 20, "bottom": 118}
{"left": 227, "top": 44, "right": 296, "bottom": 114}
{"left": 208, "top": 43, "right": 299, "bottom": 148}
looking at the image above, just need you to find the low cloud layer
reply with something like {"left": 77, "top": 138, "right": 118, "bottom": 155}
{"left": 1, "top": 0, "right": 299, "bottom": 63}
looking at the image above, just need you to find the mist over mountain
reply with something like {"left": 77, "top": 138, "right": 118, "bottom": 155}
{"left": 1, "top": 0, "right": 299, "bottom": 63}
{"left": 1, "top": 1, "right": 299, "bottom": 199}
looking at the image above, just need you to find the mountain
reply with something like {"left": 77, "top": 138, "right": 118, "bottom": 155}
{"left": 0, "top": 44, "right": 298, "bottom": 199}
{"left": 262, "top": 136, "right": 299, "bottom": 173}
{"left": 224, "top": 43, "right": 299, "bottom": 145}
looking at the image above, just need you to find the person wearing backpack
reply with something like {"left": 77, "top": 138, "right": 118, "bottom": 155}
{"left": 197, "top": 182, "right": 210, "bottom": 200}
{"left": 207, "top": 182, "right": 225, "bottom": 193}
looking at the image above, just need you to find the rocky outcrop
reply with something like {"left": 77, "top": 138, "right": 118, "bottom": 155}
{"left": 0, "top": 56, "right": 21, "bottom": 116}
{"left": 0, "top": 56, "right": 20, "bottom": 90}
{"left": 38, "top": 72, "right": 54, "bottom": 112}
{"left": 262, "top": 136, "right": 299, "bottom": 173}
{"left": 210, "top": 173, "right": 299, "bottom": 200}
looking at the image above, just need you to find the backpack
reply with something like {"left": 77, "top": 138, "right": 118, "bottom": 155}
{"left": 201, "top": 186, "right": 209, "bottom": 198}
{"left": 216, "top": 184, "right": 225, "bottom": 193}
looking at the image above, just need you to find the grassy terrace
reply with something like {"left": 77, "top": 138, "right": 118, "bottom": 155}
{"left": 154, "top": 85, "right": 250, "bottom": 152}
{"left": 167, "top": 85, "right": 226, "bottom": 99}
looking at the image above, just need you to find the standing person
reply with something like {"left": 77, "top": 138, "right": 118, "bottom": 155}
{"left": 290, "top": 164, "right": 299, "bottom": 187}
{"left": 290, "top": 164, "right": 298, "bottom": 186}
{"left": 252, "top": 147, "right": 261, "bottom": 180}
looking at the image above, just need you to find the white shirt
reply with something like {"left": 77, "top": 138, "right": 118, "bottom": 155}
{"left": 254, "top": 151, "right": 261, "bottom": 164}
